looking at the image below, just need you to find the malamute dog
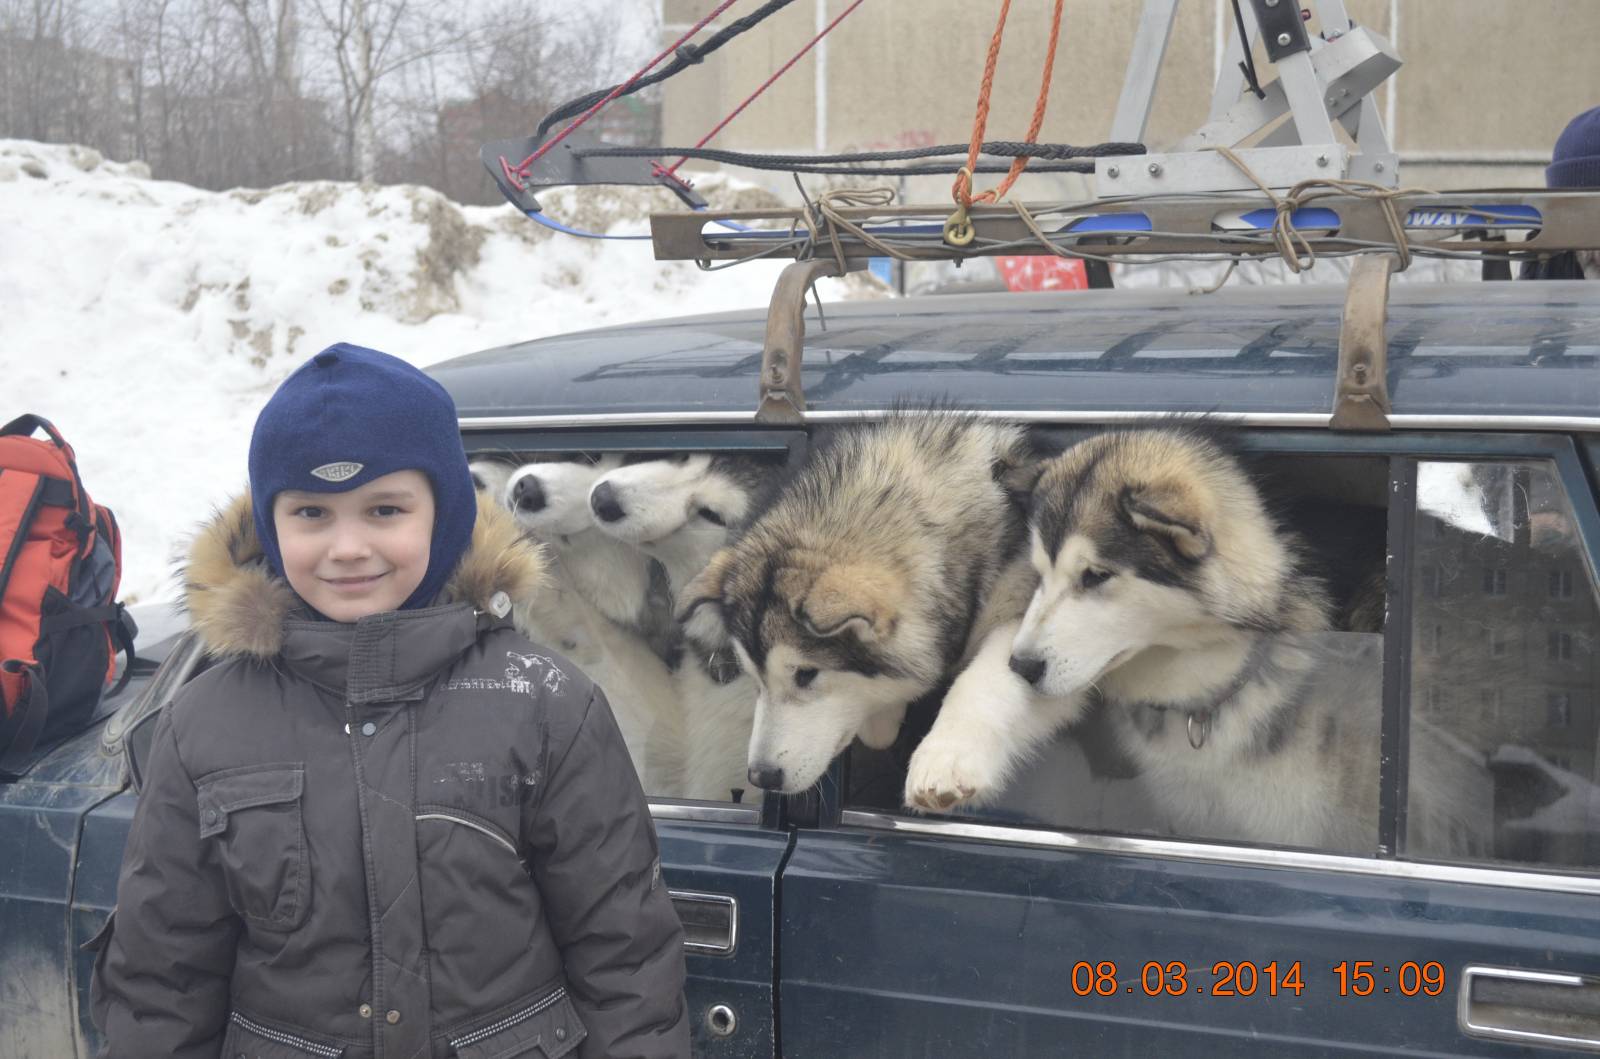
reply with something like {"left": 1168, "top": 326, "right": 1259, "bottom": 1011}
{"left": 588, "top": 453, "right": 777, "bottom": 802}
{"left": 589, "top": 453, "right": 771, "bottom": 593}
{"left": 905, "top": 426, "right": 1388, "bottom": 851}
{"left": 504, "top": 456, "right": 678, "bottom": 658}
{"left": 677, "top": 412, "right": 1043, "bottom": 796}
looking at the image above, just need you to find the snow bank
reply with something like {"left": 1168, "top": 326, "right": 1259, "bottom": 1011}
{"left": 1, "top": 139, "right": 869, "bottom": 604}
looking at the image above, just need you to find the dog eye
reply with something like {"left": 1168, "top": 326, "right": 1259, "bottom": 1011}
{"left": 794, "top": 667, "right": 818, "bottom": 688}
{"left": 697, "top": 507, "right": 727, "bottom": 526}
{"left": 1080, "top": 568, "right": 1112, "bottom": 590}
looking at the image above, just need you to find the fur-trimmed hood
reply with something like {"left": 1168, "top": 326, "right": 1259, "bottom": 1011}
{"left": 184, "top": 490, "right": 548, "bottom": 658}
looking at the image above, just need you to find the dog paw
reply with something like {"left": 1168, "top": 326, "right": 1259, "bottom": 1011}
{"left": 903, "top": 735, "right": 999, "bottom": 812}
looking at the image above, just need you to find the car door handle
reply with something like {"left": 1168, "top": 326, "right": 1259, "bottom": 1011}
{"left": 1459, "top": 965, "right": 1600, "bottom": 1052}
{"left": 668, "top": 890, "right": 738, "bottom": 956}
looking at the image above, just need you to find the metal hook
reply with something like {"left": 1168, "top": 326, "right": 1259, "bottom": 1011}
{"left": 944, "top": 167, "right": 978, "bottom": 247}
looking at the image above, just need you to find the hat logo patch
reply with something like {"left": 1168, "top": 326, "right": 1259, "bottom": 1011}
{"left": 310, "top": 461, "right": 364, "bottom": 482}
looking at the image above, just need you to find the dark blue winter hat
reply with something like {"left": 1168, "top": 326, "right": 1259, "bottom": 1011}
{"left": 248, "top": 342, "right": 475, "bottom": 611}
{"left": 1547, "top": 105, "right": 1600, "bottom": 188}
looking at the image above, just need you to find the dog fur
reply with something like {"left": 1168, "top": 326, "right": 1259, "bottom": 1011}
{"left": 904, "top": 425, "right": 1395, "bottom": 851}
{"left": 587, "top": 453, "right": 778, "bottom": 802}
{"left": 677, "top": 412, "right": 1043, "bottom": 796}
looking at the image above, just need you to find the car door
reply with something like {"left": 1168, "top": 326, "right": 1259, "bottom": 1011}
{"left": 775, "top": 430, "right": 1600, "bottom": 1058}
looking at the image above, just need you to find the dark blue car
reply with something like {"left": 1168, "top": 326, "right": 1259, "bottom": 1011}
{"left": 5, "top": 280, "right": 1599, "bottom": 1057}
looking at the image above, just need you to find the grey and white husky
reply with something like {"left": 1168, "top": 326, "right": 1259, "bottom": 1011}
{"left": 677, "top": 413, "right": 1045, "bottom": 796}
{"left": 903, "top": 426, "right": 1396, "bottom": 852}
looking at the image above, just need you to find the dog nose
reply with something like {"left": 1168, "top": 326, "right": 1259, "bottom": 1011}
{"left": 511, "top": 475, "right": 546, "bottom": 513}
{"left": 748, "top": 764, "right": 785, "bottom": 790}
{"left": 590, "top": 481, "right": 625, "bottom": 523}
{"left": 1008, "top": 653, "right": 1047, "bottom": 687}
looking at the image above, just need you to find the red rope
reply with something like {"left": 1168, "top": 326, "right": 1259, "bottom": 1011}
{"left": 953, "top": 0, "right": 1065, "bottom": 209}
{"left": 503, "top": 0, "right": 743, "bottom": 189}
{"left": 659, "top": 0, "right": 868, "bottom": 180}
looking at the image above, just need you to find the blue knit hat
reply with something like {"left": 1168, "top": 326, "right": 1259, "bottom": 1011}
{"left": 248, "top": 343, "right": 475, "bottom": 612}
{"left": 1548, "top": 105, "right": 1600, "bottom": 189}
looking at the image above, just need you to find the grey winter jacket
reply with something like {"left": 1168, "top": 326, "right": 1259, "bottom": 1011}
{"left": 91, "top": 492, "right": 690, "bottom": 1059}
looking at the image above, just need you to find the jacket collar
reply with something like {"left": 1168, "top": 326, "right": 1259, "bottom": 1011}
{"left": 184, "top": 491, "right": 548, "bottom": 697}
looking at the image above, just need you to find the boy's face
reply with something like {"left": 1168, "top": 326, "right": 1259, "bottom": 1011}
{"left": 273, "top": 470, "right": 435, "bottom": 621}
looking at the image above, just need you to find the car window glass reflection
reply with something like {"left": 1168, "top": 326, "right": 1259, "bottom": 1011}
{"left": 1411, "top": 461, "right": 1600, "bottom": 870}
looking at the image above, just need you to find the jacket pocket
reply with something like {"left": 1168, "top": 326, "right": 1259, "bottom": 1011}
{"left": 196, "top": 763, "right": 309, "bottom": 931}
{"left": 416, "top": 804, "right": 524, "bottom": 862}
{"left": 448, "top": 984, "right": 586, "bottom": 1059}
{"left": 224, "top": 1010, "right": 347, "bottom": 1058}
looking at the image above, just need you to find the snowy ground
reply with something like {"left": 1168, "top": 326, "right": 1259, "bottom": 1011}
{"left": 1, "top": 139, "right": 867, "bottom": 605}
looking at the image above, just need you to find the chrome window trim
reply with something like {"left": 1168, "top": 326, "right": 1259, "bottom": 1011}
{"left": 1458, "top": 965, "right": 1600, "bottom": 1053}
{"left": 648, "top": 801, "right": 761, "bottom": 825}
{"left": 838, "top": 810, "right": 1600, "bottom": 896}
{"left": 668, "top": 890, "right": 740, "bottom": 957}
{"left": 459, "top": 411, "right": 1600, "bottom": 432}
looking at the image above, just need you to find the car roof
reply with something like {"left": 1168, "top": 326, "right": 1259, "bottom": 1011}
{"left": 430, "top": 281, "right": 1600, "bottom": 428}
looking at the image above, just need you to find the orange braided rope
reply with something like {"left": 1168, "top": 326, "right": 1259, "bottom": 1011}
{"left": 952, "top": 0, "right": 1066, "bottom": 211}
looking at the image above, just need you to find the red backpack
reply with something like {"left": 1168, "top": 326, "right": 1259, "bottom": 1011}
{"left": 0, "top": 415, "right": 137, "bottom": 776}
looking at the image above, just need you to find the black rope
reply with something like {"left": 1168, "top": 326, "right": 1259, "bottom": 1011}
{"left": 1230, "top": 0, "right": 1267, "bottom": 100}
{"left": 569, "top": 141, "right": 1145, "bottom": 176}
{"left": 579, "top": 140, "right": 1146, "bottom": 166}
{"left": 536, "top": 0, "right": 799, "bottom": 140}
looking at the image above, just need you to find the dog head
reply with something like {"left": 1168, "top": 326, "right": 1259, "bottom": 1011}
{"left": 588, "top": 453, "right": 767, "bottom": 572}
{"left": 1009, "top": 427, "right": 1293, "bottom": 698}
{"left": 506, "top": 455, "right": 625, "bottom": 540}
{"left": 678, "top": 542, "right": 930, "bottom": 795}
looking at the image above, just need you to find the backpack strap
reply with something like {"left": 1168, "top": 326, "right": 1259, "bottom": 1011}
{"left": 0, "top": 471, "right": 47, "bottom": 600}
{"left": 0, "top": 414, "right": 71, "bottom": 448}
{"left": 0, "top": 415, "right": 94, "bottom": 553}
{"left": 0, "top": 661, "right": 49, "bottom": 776}
{"left": 39, "top": 603, "right": 141, "bottom": 695}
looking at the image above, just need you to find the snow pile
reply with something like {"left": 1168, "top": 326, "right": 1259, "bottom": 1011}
{"left": 1, "top": 139, "right": 870, "bottom": 605}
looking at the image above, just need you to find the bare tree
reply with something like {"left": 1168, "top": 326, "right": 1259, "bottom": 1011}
{"left": 1, "top": 0, "right": 653, "bottom": 198}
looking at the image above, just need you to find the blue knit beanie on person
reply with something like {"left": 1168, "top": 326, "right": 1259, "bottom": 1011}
{"left": 248, "top": 343, "right": 476, "bottom": 612}
{"left": 1548, "top": 105, "right": 1600, "bottom": 188}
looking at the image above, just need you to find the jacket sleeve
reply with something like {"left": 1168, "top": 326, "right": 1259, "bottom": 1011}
{"left": 524, "top": 686, "right": 690, "bottom": 1059}
{"left": 91, "top": 708, "right": 241, "bottom": 1058}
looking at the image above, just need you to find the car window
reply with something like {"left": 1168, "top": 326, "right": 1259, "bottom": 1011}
{"left": 846, "top": 453, "right": 1398, "bottom": 857}
{"left": 472, "top": 447, "right": 783, "bottom": 806}
{"left": 1409, "top": 460, "right": 1600, "bottom": 870}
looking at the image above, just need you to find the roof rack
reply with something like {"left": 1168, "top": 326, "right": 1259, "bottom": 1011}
{"left": 652, "top": 190, "right": 1600, "bottom": 266}
{"left": 725, "top": 190, "right": 1600, "bottom": 428}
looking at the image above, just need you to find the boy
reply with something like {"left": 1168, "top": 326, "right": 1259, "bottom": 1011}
{"left": 92, "top": 344, "right": 690, "bottom": 1058}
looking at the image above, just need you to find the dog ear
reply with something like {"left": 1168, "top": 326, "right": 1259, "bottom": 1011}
{"left": 791, "top": 561, "right": 904, "bottom": 643}
{"left": 675, "top": 548, "right": 736, "bottom": 645}
{"left": 1120, "top": 483, "right": 1211, "bottom": 561}
{"left": 998, "top": 456, "right": 1047, "bottom": 497}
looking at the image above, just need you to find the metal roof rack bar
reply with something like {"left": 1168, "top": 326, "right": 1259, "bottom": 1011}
{"left": 756, "top": 258, "right": 861, "bottom": 423}
{"left": 652, "top": 189, "right": 1600, "bottom": 265}
{"left": 1331, "top": 253, "right": 1396, "bottom": 431}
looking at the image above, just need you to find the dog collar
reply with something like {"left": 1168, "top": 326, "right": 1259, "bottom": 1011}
{"left": 1142, "top": 637, "right": 1273, "bottom": 750}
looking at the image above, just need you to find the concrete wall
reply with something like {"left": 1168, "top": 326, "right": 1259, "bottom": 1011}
{"left": 660, "top": 0, "right": 1600, "bottom": 195}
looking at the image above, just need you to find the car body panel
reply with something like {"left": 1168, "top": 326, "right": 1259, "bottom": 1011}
{"left": 778, "top": 824, "right": 1600, "bottom": 1057}
{"left": 431, "top": 285, "right": 1600, "bottom": 424}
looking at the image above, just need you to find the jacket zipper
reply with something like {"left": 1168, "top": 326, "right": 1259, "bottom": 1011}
{"left": 415, "top": 810, "right": 519, "bottom": 857}
{"left": 230, "top": 1011, "right": 343, "bottom": 1057}
{"left": 449, "top": 986, "right": 567, "bottom": 1048}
